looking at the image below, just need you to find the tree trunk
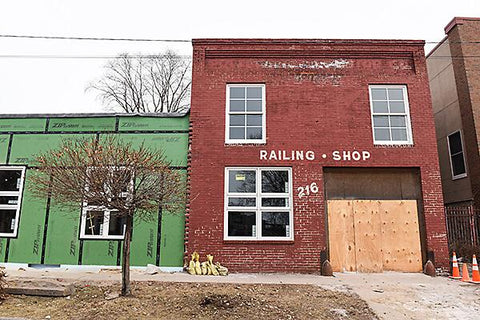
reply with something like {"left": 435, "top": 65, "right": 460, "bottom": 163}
{"left": 121, "top": 212, "right": 133, "bottom": 296}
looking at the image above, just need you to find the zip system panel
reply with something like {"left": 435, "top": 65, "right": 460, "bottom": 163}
{"left": 0, "top": 114, "right": 188, "bottom": 268}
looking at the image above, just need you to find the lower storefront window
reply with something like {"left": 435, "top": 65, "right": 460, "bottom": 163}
{"left": 224, "top": 167, "right": 293, "bottom": 240}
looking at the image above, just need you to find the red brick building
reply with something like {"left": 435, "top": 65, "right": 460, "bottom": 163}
{"left": 187, "top": 39, "right": 448, "bottom": 273}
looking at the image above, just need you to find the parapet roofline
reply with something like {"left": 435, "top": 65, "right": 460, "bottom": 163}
{"left": 0, "top": 112, "right": 189, "bottom": 119}
{"left": 445, "top": 17, "right": 480, "bottom": 34}
{"left": 192, "top": 38, "right": 426, "bottom": 46}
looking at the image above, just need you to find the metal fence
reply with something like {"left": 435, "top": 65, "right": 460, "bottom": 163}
{"left": 445, "top": 206, "right": 480, "bottom": 247}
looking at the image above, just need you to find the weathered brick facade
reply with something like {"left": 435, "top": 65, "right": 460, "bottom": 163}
{"left": 428, "top": 17, "right": 480, "bottom": 206}
{"left": 188, "top": 39, "right": 448, "bottom": 272}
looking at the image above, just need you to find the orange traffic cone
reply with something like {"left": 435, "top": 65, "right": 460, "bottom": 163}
{"left": 461, "top": 262, "right": 471, "bottom": 282}
{"left": 470, "top": 254, "right": 480, "bottom": 284}
{"left": 450, "top": 252, "right": 461, "bottom": 279}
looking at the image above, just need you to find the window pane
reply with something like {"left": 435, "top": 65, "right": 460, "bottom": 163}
{"left": 374, "top": 128, "right": 391, "bottom": 141}
{"left": 246, "top": 100, "right": 262, "bottom": 112}
{"left": 230, "top": 127, "right": 245, "bottom": 140}
{"left": 246, "top": 127, "right": 262, "bottom": 139}
{"left": 262, "top": 170, "right": 288, "bottom": 193}
{"left": 391, "top": 128, "right": 408, "bottom": 141}
{"left": 230, "top": 100, "right": 245, "bottom": 112}
{"left": 228, "top": 197, "right": 256, "bottom": 207}
{"left": 0, "top": 196, "right": 19, "bottom": 205}
{"left": 388, "top": 88, "right": 404, "bottom": 100}
{"left": 452, "top": 154, "right": 466, "bottom": 176}
{"left": 230, "top": 114, "right": 245, "bottom": 126}
{"left": 448, "top": 132, "right": 463, "bottom": 155}
{"left": 390, "top": 116, "right": 406, "bottom": 127}
{"left": 262, "top": 212, "right": 289, "bottom": 237}
{"left": 0, "top": 170, "right": 22, "bottom": 192}
{"left": 247, "top": 87, "right": 262, "bottom": 99}
{"left": 247, "top": 115, "right": 262, "bottom": 126}
{"left": 372, "top": 101, "right": 388, "bottom": 113}
{"left": 230, "top": 87, "right": 245, "bottom": 99}
{"left": 262, "top": 198, "right": 288, "bottom": 207}
{"left": 389, "top": 101, "right": 405, "bottom": 113}
{"left": 228, "top": 211, "right": 256, "bottom": 237}
{"left": 371, "top": 88, "right": 387, "bottom": 100}
{"left": 85, "top": 210, "right": 104, "bottom": 235}
{"left": 228, "top": 170, "right": 256, "bottom": 193}
{"left": 373, "top": 116, "right": 389, "bottom": 127}
{"left": 0, "top": 209, "right": 16, "bottom": 234}
{"left": 108, "top": 213, "right": 126, "bottom": 236}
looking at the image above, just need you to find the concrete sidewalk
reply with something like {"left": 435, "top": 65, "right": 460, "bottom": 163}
{"left": 3, "top": 268, "right": 480, "bottom": 320}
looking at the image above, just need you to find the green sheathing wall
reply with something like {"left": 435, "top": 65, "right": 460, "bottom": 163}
{"left": 9, "top": 134, "right": 94, "bottom": 165}
{"left": 82, "top": 241, "right": 119, "bottom": 266}
{"left": 160, "top": 209, "right": 185, "bottom": 267}
{"left": 110, "top": 133, "right": 188, "bottom": 167}
{"left": 160, "top": 170, "right": 186, "bottom": 267}
{"left": 130, "top": 217, "right": 158, "bottom": 266}
{"left": 43, "top": 203, "right": 81, "bottom": 265}
{"left": 0, "top": 239, "right": 7, "bottom": 261}
{"left": 0, "top": 135, "right": 9, "bottom": 163}
{"left": 0, "top": 118, "right": 45, "bottom": 132}
{"left": 118, "top": 116, "right": 189, "bottom": 131}
{"left": 1, "top": 115, "right": 188, "bottom": 267}
{"left": 8, "top": 170, "right": 47, "bottom": 263}
{"left": 49, "top": 117, "right": 116, "bottom": 132}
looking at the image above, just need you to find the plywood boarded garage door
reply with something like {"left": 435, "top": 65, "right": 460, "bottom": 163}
{"left": 327, "top": 200, "right": 422, "bottom": 273}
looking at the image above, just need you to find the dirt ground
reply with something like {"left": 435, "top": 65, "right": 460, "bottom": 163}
{"left": 1, "top": 268, "right": 480, "bottom": 319}
{"left": 0, "top": 282, "right": 377, "bottom": 320}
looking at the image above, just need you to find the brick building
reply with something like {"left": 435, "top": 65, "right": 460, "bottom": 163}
{"left": 427, "top": 17, "right": 480, "bottom": 206}
{"left": 187, "top": 39, "right": 449, "bottom": 273}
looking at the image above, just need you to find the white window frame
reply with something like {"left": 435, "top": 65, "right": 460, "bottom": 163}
{"left": 80, "top": 207, "right": 126, "bottom": 240}
{"left": 369, "top": 85, "right": 413, "bottom": 145}
{"left": 79, "top": 167, "right": 132, "bottom": 240}
{"left": 447, "top": 130, "right": 468, "bottom": 180}
{"left": 0, "top": 166, "right": 26, "bottom": 238}
{"left": 224, "top": 167, "right": 293, "bottom": 241}
{"left": 225, "top": 84, "right": 266, "bottom": 144}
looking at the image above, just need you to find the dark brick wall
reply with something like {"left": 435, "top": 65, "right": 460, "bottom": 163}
{"left": 447, "top": 18, "right": 480, "bottom": 206}
{"left": 188, "top": 39, "right": 448, "bottom": 272}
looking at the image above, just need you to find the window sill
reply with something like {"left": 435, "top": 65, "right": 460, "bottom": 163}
{"left": 452, "top": 174, "right": 467, "bottom": 180}
{"left": 373, "top": 143, "right": 414, "bottom": 148}
{"left": 80, "top": 237, "right": 124, "bottom": 241}
{"left": 223, "top": 240, "right": 294, "bottom": 245}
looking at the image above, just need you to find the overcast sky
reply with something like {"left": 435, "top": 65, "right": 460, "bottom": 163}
{"left": 0, "top": 0, "right": 478, "bottom": 114}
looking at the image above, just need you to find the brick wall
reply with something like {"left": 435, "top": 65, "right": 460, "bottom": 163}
{"left": 188, "top": 39, "right": 449, "bottom": 272}
{"left": 447, "top": 18, "right": 480, "bottom": 206}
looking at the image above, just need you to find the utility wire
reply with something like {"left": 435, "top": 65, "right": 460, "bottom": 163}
{"left": 0, "top": 34, "right": 191, "bottom": 42}
{"left": 1, "top": 34, "right": 480, "bottom": 44}
{"left": 0, "top": 55, "right": 478, "bottom": 60}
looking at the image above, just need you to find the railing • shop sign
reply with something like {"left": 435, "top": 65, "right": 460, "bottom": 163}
{"left": 259, "top": 149, "right": 371, "bottom": 162}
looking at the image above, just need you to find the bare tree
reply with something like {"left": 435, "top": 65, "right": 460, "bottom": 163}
{"left": 89, "top": 51, "right": 191, "bottom": 113}
{"left": 29, "top": 136, "right": 186, "bottom": 296}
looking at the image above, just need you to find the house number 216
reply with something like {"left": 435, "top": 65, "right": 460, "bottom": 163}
{"left": 297, "top": 182, "right": 319, "bottom": 199}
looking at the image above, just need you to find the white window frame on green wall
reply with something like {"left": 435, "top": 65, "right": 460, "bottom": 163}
{"left": 79, "top": 166, "right": 132, "bottom": 240}
{"left": 0, "top": 166, "right": 26, "bottom": 238}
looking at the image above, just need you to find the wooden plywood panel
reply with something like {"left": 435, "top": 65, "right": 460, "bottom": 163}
{"left": 353, "top": 200, "right": 383, "bottom": 273}
{"left": 380, "top": 200, "right": 422, "bottom": 272}
{"left": 327, "top": 200, "right": 356, "bottom": 272}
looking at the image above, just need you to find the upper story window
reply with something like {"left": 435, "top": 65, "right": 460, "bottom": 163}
{"left": 226, "top": 84, "right": 266, "bottom": 144}
{"left": 369, "top": 85, "right": 413, "bottom": 145}
{"left": 224, "top": 167, "right": 293, "bottom": 240}
{"left": 0, "top": 166, "right": 26, "bottom": 237}
{"left": 447, "top": 131, "right": 467, "bottom": 179}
